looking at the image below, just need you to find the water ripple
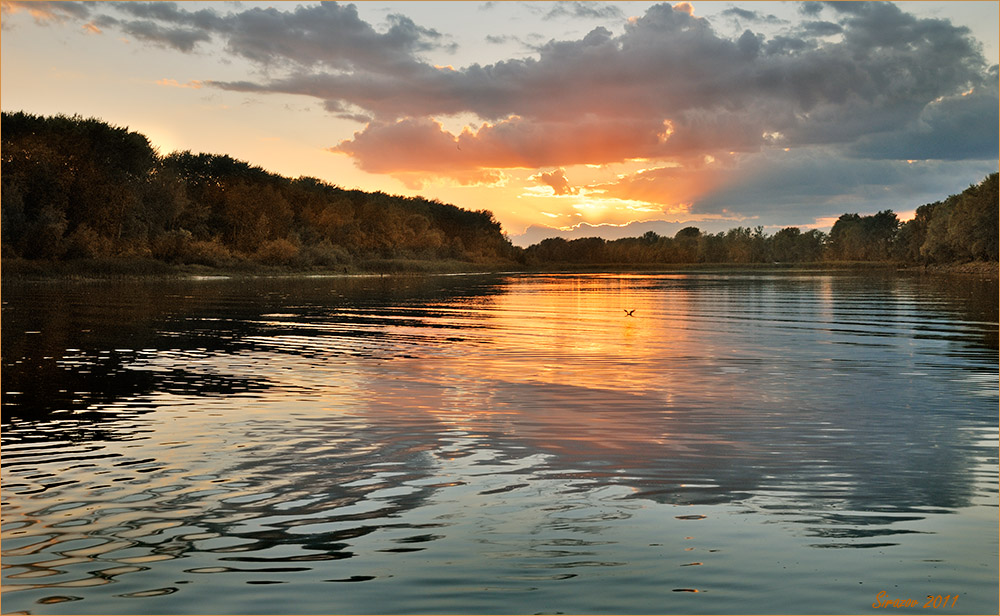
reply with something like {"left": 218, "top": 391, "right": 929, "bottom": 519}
{"left": 2, "top": 272, "right": 997, "bottom": 614}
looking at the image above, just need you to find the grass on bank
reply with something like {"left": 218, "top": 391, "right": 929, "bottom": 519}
{"left": 0, "top": 255, "right": 518, "bottom": 281}
{"left": 2, "top": 256, "right": 996, "bottom": 281}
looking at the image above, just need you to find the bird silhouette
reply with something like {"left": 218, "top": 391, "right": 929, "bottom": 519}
{"left": 624, "top": 309, "right": 635, "bottom": 317}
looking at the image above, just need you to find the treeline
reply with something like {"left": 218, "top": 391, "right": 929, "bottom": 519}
{"left": 2, "top": 112, "right": 995, "bottom": 273}
{"left": 525, "top": 173, "right": 998, "bottom": 267}
{"left": 525, "top": 226, "right": 826, "bottom": 265}
{"left": 1, "top": 112, "right": 517, "bottom": 269}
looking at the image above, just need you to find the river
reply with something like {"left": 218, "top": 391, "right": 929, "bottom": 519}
{"left": 2, "top": 271, "right": 997, "bottom": 614}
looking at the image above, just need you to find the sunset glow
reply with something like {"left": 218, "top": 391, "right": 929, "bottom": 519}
{"left": 2, "top": 1, "right": 996, "bottom": 244}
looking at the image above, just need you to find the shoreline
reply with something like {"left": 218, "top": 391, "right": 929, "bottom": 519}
{"left": 901, "top": 261, "right": 999, "bottom": 277}
{"left": 2, "top": 257, "right": 996, "bottom": 282}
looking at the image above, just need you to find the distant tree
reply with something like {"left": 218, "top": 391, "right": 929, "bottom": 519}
{"left": 798, "top": 229, "right": 827, "bottom": 262}
{"left": 725, "top": 227, "right": 754, "bottom": 262}
{"left": 828, "top": 214, "right": 864, "bottom": 260}
{"left": 771, "top": 227, "right": 802, "bottom": 262}
{"left": 674, "top": 226, "right": 700, "bottom": 262}
{"left": 526, "top": 237, "right": 569, "bottom": 263}
{"left": 895, "top": 203, "right": 937, "bottom": 263}
{"left": 828, "top": 211, "right": 898, "bottom": 261}
{"left": 866, "top": 210, "right": 900, "bottom": 260}
{"left": 694, "top": 232, "right": 724, "bottom": 263}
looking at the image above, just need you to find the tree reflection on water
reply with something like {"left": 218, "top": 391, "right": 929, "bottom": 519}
{"left": 2, "top": 271, "right": 997, "bottom": 614}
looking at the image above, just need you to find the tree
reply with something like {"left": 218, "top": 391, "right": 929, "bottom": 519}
{"left": 674, "top": 226, "right": 700, "bottom": 262}
{"left": 946, "top": 173, "right": 998, "bottom": 261}
{"left": 1, "top": 112, "right": 518, "bottom": 268}
{"left": 771, "top": 227, "right": 802, "bottom": 262}
{"left": 828, "top": 211, "right": 899, "bottom": 261}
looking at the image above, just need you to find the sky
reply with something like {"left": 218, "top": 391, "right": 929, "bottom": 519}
{"left": 2, "top": 1, "right": 998, "bottom": 245}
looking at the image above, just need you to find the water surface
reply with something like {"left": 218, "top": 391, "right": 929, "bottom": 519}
{"left": 2, "top": 271, "right": 997, "bottom": 614}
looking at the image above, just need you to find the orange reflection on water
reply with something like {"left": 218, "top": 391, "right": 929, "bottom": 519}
{"left": 459, "top": 274, "right": 694, "bottom": 394}
{"left": 346, "top": 274, "right": 733, "bottom": 464}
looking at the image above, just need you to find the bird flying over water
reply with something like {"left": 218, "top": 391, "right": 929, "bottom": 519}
{"left": 624, "top": 309, "right": 635, "bottom": 316}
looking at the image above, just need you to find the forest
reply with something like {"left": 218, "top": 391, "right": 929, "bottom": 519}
{"left": 523, "top": 174, "right": 997, "bottom": 267}
{"left": 2, "top": 112, "right": 996, "bottom": 273}
{"left": 1, "top": 112, "right": 518, "bottom": 271}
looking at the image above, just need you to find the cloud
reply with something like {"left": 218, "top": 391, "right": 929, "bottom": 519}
{"left": 111, "top": 2, "right": 229, "bottom": 31}
{"left": 849, "top": 82, "right": 1000, "bottom": 161}
{"left": 61, "top": 2, "right": 452, "bottom": 68}
{"left": 542, "top": 2, "right": 624, "bottom": 21}
{"left": 91, "top": 15, "right": 212, "bottom": 52}
{"left": 13, "top": 0, "right": 994, "bottom": 226}
{"left": 28, "top": 2, "right": 994, "bottom": 164}
{"left": 328, "top": 114, "right": 694, "bottom": 185}
{"left": 485, "top": 34, "right": 515, "bottom": 44}
{"left": 799, "top": 3, "right": 825, "bottom": 17}
{"left": 720, "top": 7, "right": 786, "bottom": 25}
{"left": 587, "top": 162, "right": 728, "bottom": 209}
{"left": 211, "top": 1, "right": 991, "bottom": 177}
{"left": 800, "top": 20, "right": 843, "bottom": 37}
{"left": 1, "top": 0, "right": 92, "bottom": 23}
{"left": 692, "top": 148, "right": 999, "bottom": 221}
{"left": 229, "top": 7, "right": 453, "bottom": 68}
{"left": 155, "top": 78, "right": 204, "bottom": 89}
{"left": 532, "top": 169, "right": 576, "bottom": 195}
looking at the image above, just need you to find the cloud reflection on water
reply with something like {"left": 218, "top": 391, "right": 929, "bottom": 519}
{"left": 1, "top": 272, "right": 997, "bottom": 613}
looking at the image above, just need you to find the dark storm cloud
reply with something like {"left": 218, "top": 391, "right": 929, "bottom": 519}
{"left": 81, "top": 1, "right": 453, "bottom": 70}
{"left": 720, "top": 6, "right": 785, "bottom": 25}
{"left": 110, "top": 2, "right": 229, "bottom": 31}
{"left": 762, "top": 35, "right": 817, "bottom": 55}
{"left": 92, "top": 14, "right": 213, "bottom": 52}
{"left": 800, "top": 20, "right": 843, "bottom": 36}
{"left": 849, "top": 83, "right": 1000, "bottom": 161}
{"left": 799, "top": 3, "right": 825, "bottom": 17}
{"left": 692, "top": 148, "right": 998, "bottom": 221}
{"left": 222, "top": 7, "right": 454, "bottom": 69}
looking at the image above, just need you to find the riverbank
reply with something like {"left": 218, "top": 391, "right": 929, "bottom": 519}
{"left": 0, "top": 256, "right": 516, "bottom": 281}
{"left": 905, "top": 261, "right": 999, "bottom": 277}
{"left": 3, "top": 257, "right": 996, "bottom": 281}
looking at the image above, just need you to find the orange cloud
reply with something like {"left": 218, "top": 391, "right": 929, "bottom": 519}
{"left": 531, "top": 169, "right": 576, "bottom": 195}
{"left": 1, "top": 0, "right": 92, "bottom": 24}
{"left": 332, "top": 116, "right": 677, "bottom": 182}
{"left": 388, "top": 169, "right": 509, "bottom": 190}
{"left": 587, "top": 163, "right": 728, "bottom": 209}
{"left": 155, "top": 78, "right": 203, "bottom": 89}
{"left": 672, "top": 2, "right": 695, "bottom": 16}
{"left": 82, "top": 22, "right": 101, "bottom": 34}
{"left": 2, "top": 1, "right": 60, "bottom": 22}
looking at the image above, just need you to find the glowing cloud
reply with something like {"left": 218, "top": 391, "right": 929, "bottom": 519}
{"left": 155, "top": 78, "right": 203, "bottom": 89}
{"left": 531, "top": 169, "right": 577, "bottom": 196}
{"left": 331, "top": 115, "right": 679, "bottom": 183}
{"left": 1, "top": 0, "right": 91, "bottom": 23}
{"left": 673, "top": 3, "right": 696, "bottom": 17}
